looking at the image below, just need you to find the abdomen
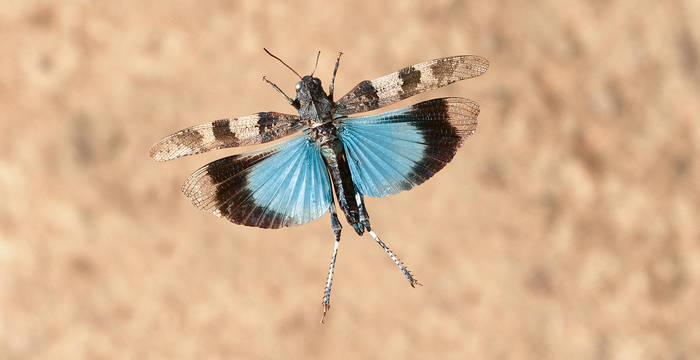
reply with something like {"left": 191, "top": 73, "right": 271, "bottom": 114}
{"left": 314, "top": 123, "right": 363, "bottom": 235}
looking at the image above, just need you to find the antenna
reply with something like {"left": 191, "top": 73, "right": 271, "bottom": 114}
{"left": 263, "top": 48, "right": 302, "bottom": 79}
{"left": 311, "top": 51, "right": 321, "bottom": 76}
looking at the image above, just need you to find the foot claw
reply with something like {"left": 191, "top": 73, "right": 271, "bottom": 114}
{"left": 404, "top": 269, "right": 422, "bottom": 287}
{"left": 320, "top": 303, "right": 330, "bottom": 323}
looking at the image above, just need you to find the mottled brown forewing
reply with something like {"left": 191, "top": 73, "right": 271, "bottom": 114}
{"left": 335, "top": 55, "right": 489, "bottom": 116}
{"left": 149, "top": 112, "right": 303, "bottom": 161}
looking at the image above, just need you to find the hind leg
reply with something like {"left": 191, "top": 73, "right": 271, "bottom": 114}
{"left": 321, "top": 201, "right": 342, "bottom": 323}
{"left": 355, "top": 193, "right": 420, "bottom": 287}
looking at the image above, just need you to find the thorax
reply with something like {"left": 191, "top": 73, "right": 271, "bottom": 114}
{"left": 295, "top": 75, "right": 335, "bottom": 129}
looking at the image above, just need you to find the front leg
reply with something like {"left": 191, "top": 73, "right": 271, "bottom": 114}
{"left": 328, "top": 51, "right": 343, "bottom": 101}
{"left": 321, "top": 201, "right": 342, "bottom": 323}
{"left": 262, "top": 76, "right": 300, "bottom": 109}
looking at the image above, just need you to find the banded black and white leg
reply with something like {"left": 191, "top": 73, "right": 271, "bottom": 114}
{"left": 321, "top": 200, "right": 343, "bottom": 323}
{"left": 356, "top": 193, "right": 421, "bottom": 287}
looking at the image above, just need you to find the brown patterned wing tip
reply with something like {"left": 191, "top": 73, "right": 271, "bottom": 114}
{"left": 436, "top": 96, "right": 480, "bottom": 138}
{"left": 149, "top": 112, "right": 303, "bottom": 161}
{"left": 335, "top": 55, "right": 489, "bottom": 116}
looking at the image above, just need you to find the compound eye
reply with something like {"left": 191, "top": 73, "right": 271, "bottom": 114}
{"left": 313, "top": 78, "right": 321, "bottom": 85}
{"left": 295, "top": 82, "right": 301, "bottom": 90}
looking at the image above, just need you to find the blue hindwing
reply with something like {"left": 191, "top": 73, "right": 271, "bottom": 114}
{"left": 337, "top": 97, "right": 479, "bottom": 198}
{"left": 182, "top": 133, "right": 333, "bottom": 229}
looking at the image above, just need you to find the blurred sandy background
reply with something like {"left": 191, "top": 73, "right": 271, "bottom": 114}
{"left": 2, "top": 0, "right": 699, "bottom": 359}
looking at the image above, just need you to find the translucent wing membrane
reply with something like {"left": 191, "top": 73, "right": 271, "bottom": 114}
{"left": 335, "top": 55, "right": 488, "bottom": 116}
{"left": 337, "top": 97, "right": 479, "bottom": 198}
{"left": 150, "top": 112, "right": 303, "bottom": 161}
{"left": 182, "top": 134, "right": 333, "bottom": 228}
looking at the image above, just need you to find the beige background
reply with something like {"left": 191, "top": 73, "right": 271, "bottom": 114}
{"left": 2, "top": 1, "right": 699, "bottom": 359}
